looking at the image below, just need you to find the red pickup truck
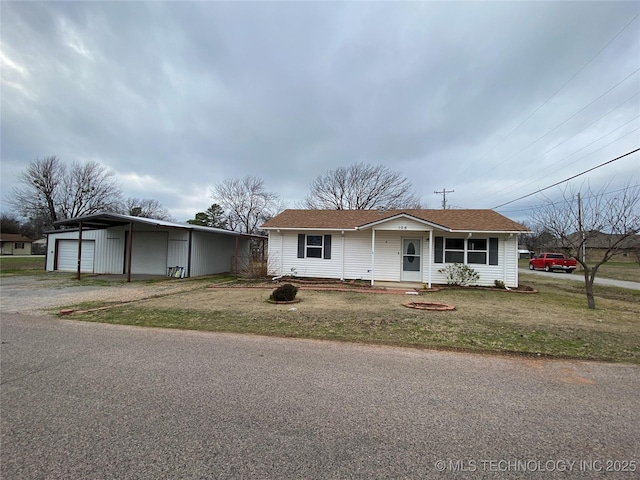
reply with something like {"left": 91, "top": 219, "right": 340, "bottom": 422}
{"left": 529, "top": 253, "right": 577, "bottom": 273}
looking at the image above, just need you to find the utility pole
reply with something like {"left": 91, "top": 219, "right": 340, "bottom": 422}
{"left": 434, "top": 188, "right": 454, "bottom": 209}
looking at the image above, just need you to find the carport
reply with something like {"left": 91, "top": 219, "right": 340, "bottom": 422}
{"left": 48, "top": 213, "right": 265, "bottom": 282}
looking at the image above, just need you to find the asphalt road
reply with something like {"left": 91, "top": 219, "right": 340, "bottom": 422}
{"left": 1, "top": 314, "right": 638, "bottom": 479}
{"left": 519, "top": 268, "right": 640, "bottom": 290}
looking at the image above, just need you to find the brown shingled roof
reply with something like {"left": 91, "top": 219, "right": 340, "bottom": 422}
{"left": 262, "top": 209, "right": 528, "bottom": 232}
{"left": 0, "top": 234, "right": 33, "bottom": 242}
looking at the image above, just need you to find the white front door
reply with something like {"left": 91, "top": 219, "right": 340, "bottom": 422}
{"left": 401, "top": 238, "right": 421, "bottom": 282}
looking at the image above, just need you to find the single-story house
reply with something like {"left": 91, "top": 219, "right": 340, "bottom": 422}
{"left": 261, "top": 209, "right": 529, "bottom": 288}
{"left": 0, "top": 234, "right": 33, "bottom": 255}
{"left": 565, "top": 231, "right": 640, "bottom": 263}
{"left": 46, "top": 213, "right": 264, "bottom": 280}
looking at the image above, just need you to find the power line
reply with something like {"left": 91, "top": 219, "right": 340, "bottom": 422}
{"left": 491, "top": 118, "right": 640, "bottom": 199}
{"left": 497, "top": 184, "right": 640, "bottom": 213}
{"left": 484, "top": 68, "right": 639, "bottom": 176}
{"left": 454, "top": 13, "right": 640, "bottom": 191}
{"left": 492, "top": 148, "right": 640, "bottom": 209}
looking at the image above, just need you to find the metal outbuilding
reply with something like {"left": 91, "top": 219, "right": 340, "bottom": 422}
{"left": 46, "top": 213, "right": 264, "bottom": 281}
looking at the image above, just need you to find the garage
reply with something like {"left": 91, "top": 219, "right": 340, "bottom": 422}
{"left": 46, "top": 213, "right": 264, "bottom": 281}
{"left": 56, "top": 240, "right": 95, "bottom": 272}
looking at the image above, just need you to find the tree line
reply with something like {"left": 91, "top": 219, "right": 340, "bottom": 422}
{"left": 4, "top": 157, "right": 423, "bottom": 237}
{"left": 3, "top": 156, "right": 172, "bottom": 237}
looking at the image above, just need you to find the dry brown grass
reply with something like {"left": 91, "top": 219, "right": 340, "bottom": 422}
{"left": 70, "top": 276, "right": 640, "bottom": 363}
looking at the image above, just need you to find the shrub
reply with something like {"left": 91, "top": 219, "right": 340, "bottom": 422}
{"left": 438, "top": 264, "right": 480, "bottom": 286}
{"left": 270, "top": 283, "right": 298, "bottom": 302}
{"left": 494, "top": 279, "right": 506, "bottom": 289}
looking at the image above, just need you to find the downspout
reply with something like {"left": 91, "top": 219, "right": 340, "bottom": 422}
{"left": 503, "top": 235, "right": 508, "bottom": 287}
{"left": 371, "top": 229, "right": 376, "bottom": 286}
{"left": 279, "top": 232, "right": 283, "bottom": 275}
{"left": 127, "top": 221, "right": 134, "bottom": 283}
{"left": 341, "top": 231, "right": 345, "bottom": 281}
{"left": 76, "top": 221, "right": 83, "bottom": 281}
{"left": 428, "top": 230, "right": 433, "bottom": 288}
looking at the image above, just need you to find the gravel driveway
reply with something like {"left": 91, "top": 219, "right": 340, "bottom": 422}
{"left": 0, "top": 274, "right": 204, "bottom": 315}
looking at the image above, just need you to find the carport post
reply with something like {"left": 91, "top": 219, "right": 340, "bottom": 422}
{"left": 127, "top": 222, "right": 134, "bottom": 283}
{"left": 76, "top": 221, "right": 83, "bottom": 280}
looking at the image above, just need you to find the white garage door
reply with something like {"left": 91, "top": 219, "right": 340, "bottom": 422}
{"left": 130, "top": 232, "right": 168, "bottom": 275}
{"left": 57, "top": 240, "right": 95, "bottom": 272}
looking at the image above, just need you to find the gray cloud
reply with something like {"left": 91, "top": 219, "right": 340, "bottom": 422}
{"left": 2, "top": 1, "right": 638, "bottom": 222}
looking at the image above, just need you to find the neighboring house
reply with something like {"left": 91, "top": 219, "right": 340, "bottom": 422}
{"left": 518, "top": 245, "right": 533, "bottom": 259}
{"left": 46, "top": 213, "right": 264, "bottom": 279}
{"left": 262, "top": 209, "right": 529, "bottom": 288}
{"left": 566, "top": 231, "right": 640, "bottom": 263}
{"left": 0, "top": 234, "right": 33, "bottom": 255}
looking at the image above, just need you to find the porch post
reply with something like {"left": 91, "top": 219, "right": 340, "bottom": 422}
{"left": 126, "top": 222, "right": 134, "bottom": 283}
{"left": 370, "top": 229, "right": 376, "bottom": 286}
{"left": 428, "top": 230, "right": 433, "bottom": 288}
{"left": 76, "top": 221, "right": 83, "bottom": 281}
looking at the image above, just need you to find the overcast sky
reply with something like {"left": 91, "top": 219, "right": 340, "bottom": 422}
{"left": 2, "top": 1, "right": 639, "bottom": 223}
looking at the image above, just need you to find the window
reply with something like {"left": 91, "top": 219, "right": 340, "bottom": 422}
{"left": 306, "top": 235, "right": 323, "bottom": 258}
{"left": 467, "top": 239, "right": 487, "bottom": 264}
{"left": 444, "top": 238, "right": 464, "bottom": 263}
{"left": 14, "top": 242, "right": 25, "bottom": 249}
{"left": 435, "top": 236, "right": 500, "bottom": 265}
{"left": 297, "top": 234, "right": 332, "bottom": 259}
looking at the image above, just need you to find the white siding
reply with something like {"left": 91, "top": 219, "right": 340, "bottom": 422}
{"left": 370, "top": 217, "right": 429, "bottom": 231}
{"left": 190, "top": 231, "right": 246, "bottom": 277}
{"left": 274, "top": 231, "right": 345, "bottom": 280}
{"left": 167, "top": 230, "right": 189, "bottom": 271}
{"left": 130, "top": 232, "right": 168, "bottom": 275}
{"left": 429, "top": 234, "right": 520, "bottom": 287}
{"left": 267, "top": 233, "right": 284, "bottom": 276}
{"left": 343, "top": 231, "right": 372, "bottom": 281}
{"left": 47, "top": 227, "right": 243, "bottom": 277}
{"left": 268, "top": 230, "right": 521, "bottom": 287}
{"left": 97, "top": 227, "right": 126, "bottom": 274}
{"left": 373, "top": 231, "right": 402, "bottom": 282}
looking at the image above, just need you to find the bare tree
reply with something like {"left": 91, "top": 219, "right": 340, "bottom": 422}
{"left": 58, "top": 161, "right": 122, "bottom": 219}
{"left": 10, "top": 156, "right": 62, "bottom": 227}
{"left": 530, "top": 183, "right": 640, "bottom": 309}
{"left": 124, "top": 197, "right": 172, "bottom": 220}
{"left": 211, "top": 176, "right": 281, "bottom": 234}
{"left": 302, "top": 163, "right": 422, "bottom": 210}
{"left": 9, "top": 156, "right": 123, "bottom": 230}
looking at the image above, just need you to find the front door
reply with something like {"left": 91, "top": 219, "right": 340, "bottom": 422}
{"left": 402, "top": 238, "right": 421, "bottom": 282}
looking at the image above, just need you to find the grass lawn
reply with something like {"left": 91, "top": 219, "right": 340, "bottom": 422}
{"left": 0, "top": 256, "right": 46, "bottom": 275}
{"left": 518, "top": 258, "right": 639, "bottom": 282}
{"left": 62, "top": 275, "right": 640, "bottom": 364}
{"left": 6, "top": 255, "right": 636, "bottom": 363}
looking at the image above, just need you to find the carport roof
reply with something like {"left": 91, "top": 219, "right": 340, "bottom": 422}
{"left": 52, "top": 212, "right": 265, "bottom": 238}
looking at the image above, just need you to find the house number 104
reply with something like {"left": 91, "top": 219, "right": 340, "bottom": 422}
{"left": 398, "top": 226, "right": 407, "bottom": 230}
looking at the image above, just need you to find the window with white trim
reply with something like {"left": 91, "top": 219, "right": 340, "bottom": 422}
{"left": 434, "top": 236, "right": 499, "bottom": 265}
{"left": 306, "top": 235, "right": 323, "bottom": 258}
{"left": 467, "top": 239, "right": 487, "bottom": 264}
{"left": 444, "top": 238, "right": 464, "bottom": 263}
{"left": 297, "top": 234, "right": 332, "bottom": 259}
